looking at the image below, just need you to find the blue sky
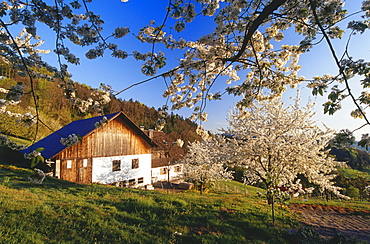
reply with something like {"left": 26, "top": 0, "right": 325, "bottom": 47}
{"left": 38, "top": 0, "right": 370, "bottom": 139}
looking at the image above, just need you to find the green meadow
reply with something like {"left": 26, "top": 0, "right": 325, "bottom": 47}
{"left": 1, "top": 161, "right": 368, "bottom": 244}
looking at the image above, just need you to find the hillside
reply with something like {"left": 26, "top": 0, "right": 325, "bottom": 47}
{"left": 0, "top": 163, "right": 296, "bottom": 244}
{"left": 1, "top": 161, "right": 370, "bottom": 243}
{"left": 0, "top": 68, "right": 200, "bottom": 145}
{"left": 329, "top": 147, "right": 370, "bottom": 173}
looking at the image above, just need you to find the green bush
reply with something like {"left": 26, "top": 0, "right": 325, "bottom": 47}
{"left": 0, "top": 176, "right": 11, "bottom": 186}
{"left": 289, "top": 227, "right": 323, "bottom": 244}
{"left": 346, "top": 186, "right": 360, "bottom": 198}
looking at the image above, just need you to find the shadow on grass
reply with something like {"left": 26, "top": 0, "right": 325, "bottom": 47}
{"left": 0, "top": 160, "right": 315, "bottom": 243}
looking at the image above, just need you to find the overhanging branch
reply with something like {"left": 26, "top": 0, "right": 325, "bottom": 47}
{"left": 223, "top": 0, "right": 287, "bottom": 62}
{"left": 309, "top": 0, "right": 370, "bottom": 128}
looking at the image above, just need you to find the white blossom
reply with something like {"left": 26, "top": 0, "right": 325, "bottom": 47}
{"left": 28, "top": 169, "right": 46, "bottom": 184}
{"left": 94, "top": 116, "right": 108, "bottom": 129}
{"left": 113, "top": 27, "right": 130, "bottom": 38}
{"left": 0, "top": 0, "right": 369, "bottom": 157}
{"left": 0, "top": 135, "right": 27, "bottom": 151}
{"left": 220, "top": 95, "right": 348, "bottom": 201}
{"left": 182, "top": 138, "right": 233, "bottom": 192}
{"left": 24, "top": 150, "right": 41, "bottom": 160}
{"left": 16, "top": 112, "right": 37, "bottom": 127}
{"left": 176, "top": 139, "right": 184, "bottom": 148}
{"left": 7, "top": 83, "right": 25, "bottom": 101}
{"left": 195, "top": 125, "right": 210, "bottom": 140}
{"left": 60, "top": 134, "right": 80, "bottom": 147}
{"left": 365, "top": 185, "right": 370, "bottom": 195}
{"left": 0, "top": 88, "right": 9, "bottom": 93}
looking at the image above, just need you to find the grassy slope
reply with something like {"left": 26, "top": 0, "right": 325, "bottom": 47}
{"left": 0, "top": 163, "right": 299, "bottom": 244}
{"left": 0, "top": 135, "right": 32, "bottom": 146}
{"left": 1, "top": 161, "right": 369, "bottom": 243}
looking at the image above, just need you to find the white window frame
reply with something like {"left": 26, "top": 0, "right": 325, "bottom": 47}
{"left": 83, "top": 159, "right": 88, "bottom": 167}
{"left": 66, "top": 160, "right": 72, "bottom": 169}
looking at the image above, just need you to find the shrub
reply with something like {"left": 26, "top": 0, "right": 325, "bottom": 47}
{"left": 346, "top": 186, "right": 360, "bottom": 198}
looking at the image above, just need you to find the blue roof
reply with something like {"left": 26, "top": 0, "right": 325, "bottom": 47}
{"left": 21, "top": 112, "right": 132, "bottom": 159}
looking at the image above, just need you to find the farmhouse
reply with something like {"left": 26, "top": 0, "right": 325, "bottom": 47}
{"left": 145, "top": 130, "right": 184, "bottom": 184}
{"left": 21, "top": 111, "right": 157, "bottom": 188}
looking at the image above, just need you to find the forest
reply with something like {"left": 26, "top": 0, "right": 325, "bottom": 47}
{"left": 0, "top": 62, "right": 200, "bottom": 145}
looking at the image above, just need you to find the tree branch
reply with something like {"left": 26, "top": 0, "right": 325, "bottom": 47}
{"left": 224, "top": 0, "right": 287, "bottom": 62}
{"left": 0, "top": 19, "right": 40, "bottom": 145}
{"left": 309, "top": 0, "right": 370, "bottom": 128}
{"left": 114, "top": 66, "right": 180, "bottom": 96}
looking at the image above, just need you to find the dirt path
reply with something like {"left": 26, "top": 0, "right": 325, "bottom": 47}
{"left": 289, "top": 204, "right": 370, "bottom": 242}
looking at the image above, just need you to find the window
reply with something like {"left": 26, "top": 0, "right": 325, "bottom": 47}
{"left": 83, "top": 159, "right": 88, "bottom": 167}
{"left": 132, "top": 158, "right": 139, "bottom": 169}
{"left": 174, "top": 165, "right": 182, "bottom": 173}
{"left": 138, "top": 177, "right": 144, "bottom": 184}
{"left": 128, "top": 179, "right": 136, "bottom": 185}
{"left": 55, "top": 160, "right": 61, "bottom": 178}
{"left": 160, "top": 167, "right": 167, "bottom": 175}
{"left": 66, "top": 160, "right": 72, "bottom": 169}
{"left": 112, "top": 160, "right": 121, "bottom": 172}
{"left": 117, "top": 181, "right": 126, "bottom": 187}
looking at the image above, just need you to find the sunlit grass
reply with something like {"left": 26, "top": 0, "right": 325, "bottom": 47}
{"left": 290, "top": 197, "right": 370, "bottom": 211}
{"left": 0, "top": 163, "right": 299, "bottom": 243}
{"left": 1, "top": 162, "right": 368, "bottom": 243}
{"left": 0, "top": 134, "right": 32, "bottom": 146}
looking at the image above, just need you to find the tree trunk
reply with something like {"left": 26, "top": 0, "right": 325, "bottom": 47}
{"left": 272, "top": 196, "right": 275, "bottom": 226}
{"left": 268, "top": 195, "right": 275, "bottom": 226}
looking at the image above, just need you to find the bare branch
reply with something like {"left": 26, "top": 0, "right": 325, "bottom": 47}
{"left": 0, "top": 19, "right": 40, "bottom": 145}
{"left": 114, "top": 66, "right": 180, "bottom": 96}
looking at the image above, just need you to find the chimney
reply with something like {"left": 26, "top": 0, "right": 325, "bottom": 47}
{"left": 148, "top": 129, "right": 154, "bottom": 139}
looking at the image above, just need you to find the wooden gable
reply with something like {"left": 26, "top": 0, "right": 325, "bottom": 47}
{"left": 54, "top": 115, "right": 152, "bottom": 161}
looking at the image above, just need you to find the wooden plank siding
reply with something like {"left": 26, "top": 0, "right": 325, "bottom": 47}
{"left": 55, "top": 158, "right": 92, "bottom": 184}
{"left": 52, "top": 116, "right": 152, "bottom": 184}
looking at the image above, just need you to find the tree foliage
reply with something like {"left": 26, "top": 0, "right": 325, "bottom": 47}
{"left": 1, "top": 1, "right": 370, "bottom": 149}
{"left": 24, "top": 147, "right": 44, "bottom": 168}
{"left": 182, "top": 139, "right": 233, "bottom": 193}
{"left": 0, "top": 71, "right": 200, "bottom": 146}
{"left": 329, "top": 147, "right": 370, "bottom": 172}
{"left": 334, "top": 167, "right": 370, "bottom": 200}
{"left": 329, "top": 129, "right": 356, "bottom": 148}
{"left": 220, "top": 95, "right": 348, "bottom": 223}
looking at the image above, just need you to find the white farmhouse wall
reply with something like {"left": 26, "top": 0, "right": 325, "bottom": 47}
{"left": 92, "top": 154, "right": 151, "bottom": 186}
{"left": 151, "top": 163, "right": 183, "bottom": 183}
